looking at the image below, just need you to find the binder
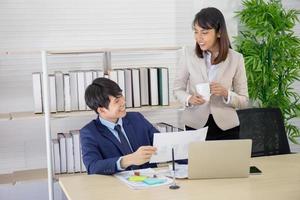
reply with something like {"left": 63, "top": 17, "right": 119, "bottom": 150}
{"left": 84, "top": 71, "right": 93, "bottom": 110}
{"left": 81, "top": 150, "right": 86, "bottom": 172}
{"left": 148, "top": 68, "right": 159, "bottom": 106}
{"left": 55, "top": 71, "right": 65, "bottom": 112}
{"left": 91, "top": 70, "right": 98, "bottom": 81}
{"left": 109, "top": 70, "right": 118, "bottom": 83}
{"left": 139, "top": 68, "right": 149, "bottom": 106}
{"left": 32, "top": 72, "right": 43, "bottom": 113}
{"left": 117, "top": 69, "right": 125, "bottom": 97}
{"left": 158, "top": 68, "right": 169, "bottom": 106}
{"left": 65, "top": 133, "right": 75, "bottom": 173}
{"left": 85, "top": 71, "right": 93, "bottom": 88}
{"left": 97, "top": 70, "right": 104, "bottom": 78}
{"left": 69, "top": 71, "right": 79, "bottom": 111}
{"left": 49, "top": 75, "right": 57, "bottom": 113}
{"left": 57, "top": 133, "right": 67, "bottom": 173}
{"left": 52, "top": 139, "right": 61, "bottom": 174}
{"left": 124, "top": 69, "right": 133, "bottom": 108}
{"left": 63, "top": 74, "right": 71, "bottom": 112}
{"left": 132, "top": 69, "right": 141, "bottom": 107}
{"left": 70, "top": 130, "right": 81, "bottom": 173}
{"left": 77, "top": 71, "right": 86, "bottom": 111}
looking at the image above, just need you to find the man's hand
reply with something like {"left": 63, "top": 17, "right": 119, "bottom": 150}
{"left": 188, "top": 94, "right": 206, "bottom": 105}
{"left": 210, "top": 82, "right": 228, "bottom": 98}
{"left": 120, "top": 146, "right": 157, "bottom": 168}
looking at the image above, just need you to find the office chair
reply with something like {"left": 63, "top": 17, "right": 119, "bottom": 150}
{"left": 237, "top": 108, "right": 291, "bottom": 157}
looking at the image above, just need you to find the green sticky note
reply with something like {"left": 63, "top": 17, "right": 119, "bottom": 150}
{"left": 128, "top": 175, "right": 147, "bottom": 182}
{"left": 143, "top": 178, "right": 166, "bottom": 185}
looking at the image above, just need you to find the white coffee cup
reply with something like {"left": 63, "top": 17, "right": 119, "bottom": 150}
{"left": 196, "top": 83, "right": 211, "bottom": 102}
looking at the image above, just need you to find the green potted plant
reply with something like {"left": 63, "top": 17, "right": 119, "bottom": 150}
{"left": 234, "top": 0, "right": 300, "bottom": 143}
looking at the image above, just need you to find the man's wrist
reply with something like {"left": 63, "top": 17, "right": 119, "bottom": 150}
{"left": 120, "top": 154, "right": 133, "bottom": 169}
{"left": 117, "top": 157, "right": 125, "bottom": 171}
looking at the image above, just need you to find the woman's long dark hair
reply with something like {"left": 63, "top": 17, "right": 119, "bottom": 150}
{"left": 193, "top": 7, "right": 231, "bottom": 64}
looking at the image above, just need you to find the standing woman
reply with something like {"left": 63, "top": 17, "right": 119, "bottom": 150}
{"left": 173, "top": 7, "right": 249, "bottom": 140}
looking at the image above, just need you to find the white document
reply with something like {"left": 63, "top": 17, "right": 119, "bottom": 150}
{"left": 156, "top": 164, "right": 188, "bottom": 179}
{"left": 169, "top": 164, "right": 188, "bottom": 179}
{"left": 150, "top": 127, "right": 208, "bottom": 163}
{"left": 196, "top": 82, "right": 210, "bottom": 101}
{"left": 114, "top": 168, "right": 172, "bottom": 190}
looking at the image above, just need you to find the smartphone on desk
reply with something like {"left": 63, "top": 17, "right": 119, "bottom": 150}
{"left": 250, "top": 166, "right": 262, "bottom": 175}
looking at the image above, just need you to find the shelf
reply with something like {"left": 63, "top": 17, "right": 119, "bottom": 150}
{"left": 1, "top": 102, "right": 183, "bottom": 121}
{"left": 13, "top": 168, "right": 48, "bottom": 183}
{"left": 0, "top": 168, "right": 47, "bottom": 185}
{"left": 0, "top": 173, "right": 13, "bottom": 185}
{"left": 46, "top": 46, "right": 182, "bottom": 55}
{"left": 9, "top": 112, "right": 44, "bottom": 120}
{"left": 54, "top": 172, "right": 87, "bottom": 181}
{"left": 0, "top": 113, "right": 11, "bottom": 121}
{"left": 0, "top": 163, "right": 170, "bottom": 184}
{"left": 0, "top": 168, "right": 85, "bottom": 185}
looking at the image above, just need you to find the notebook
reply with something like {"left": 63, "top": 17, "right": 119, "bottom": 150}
{"left": 187, "top": 139, "right": 252, "bottom": 179}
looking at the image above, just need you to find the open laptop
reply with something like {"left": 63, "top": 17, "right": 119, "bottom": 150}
{"left": 188, "top": 139, "right": 252, "bottom": 179}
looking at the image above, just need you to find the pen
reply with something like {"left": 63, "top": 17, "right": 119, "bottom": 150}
{"left": 169, "top": 147, "right": 180, "bottom": 189}
{"left": 172, "top": 148, "right": 175, "bottom": 172}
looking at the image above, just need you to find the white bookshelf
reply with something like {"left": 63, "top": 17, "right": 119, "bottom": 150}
{"left": 39, "top": 46, "right": 182, "bottom": 200}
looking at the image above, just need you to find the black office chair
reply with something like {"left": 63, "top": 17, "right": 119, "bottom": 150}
{"left": 237, "top": 108, "right": 291, "bottom": 157}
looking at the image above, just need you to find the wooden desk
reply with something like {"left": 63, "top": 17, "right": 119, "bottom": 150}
{"left": 59, "top": 154, "right": 300, "bottom": 200}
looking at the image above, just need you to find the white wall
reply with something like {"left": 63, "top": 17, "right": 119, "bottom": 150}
{"left": 0, "top": 0, "right": 179, "bottom": 113}
{"left": 0, "top": 0, "right": 299, "bottom": 174}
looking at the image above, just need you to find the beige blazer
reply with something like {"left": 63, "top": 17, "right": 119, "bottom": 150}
{"left": 173, "top": 46, "right": 249, "bottom": 130}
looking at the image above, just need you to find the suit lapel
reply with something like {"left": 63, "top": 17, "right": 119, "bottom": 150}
{"left": 191, "top": 51, "right": 209, "bottom": 82}
{"left": 122, "top": 117, "right": 138, "bottom": 152}
{"left": 213, "top": 54, "right": 230, "bottom": 82}
{"left": 95, "top": 118, "right": 128, "bottom": 155}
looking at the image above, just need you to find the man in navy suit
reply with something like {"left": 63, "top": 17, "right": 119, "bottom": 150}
{"left": 80, "top": 77, "right": 158, "bottom": 175}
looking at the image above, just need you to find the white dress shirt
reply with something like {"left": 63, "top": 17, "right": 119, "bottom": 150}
{"left": 186, "top": 51, "right": 231, "bottom": 106}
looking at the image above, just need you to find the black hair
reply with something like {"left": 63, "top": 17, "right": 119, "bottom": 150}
{"left": 192, "top": 7, "right": 231, "bottom": 64}
{"left": 85, "top": 77, "right": 122, "bottom": 113}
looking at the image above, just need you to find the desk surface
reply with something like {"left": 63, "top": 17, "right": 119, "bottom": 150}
{"left": 59, "top": 154, "right": 300, "bottom": 200}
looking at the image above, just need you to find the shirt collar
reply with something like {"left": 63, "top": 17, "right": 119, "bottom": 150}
{"left": 204, "top": 51, "right": 212, "bottom": 66}
{"left": 204, "top": 51, "right": 219, "bottom": 66}
{"left": 99, "top": 116, "right": 123, "bottom": 129}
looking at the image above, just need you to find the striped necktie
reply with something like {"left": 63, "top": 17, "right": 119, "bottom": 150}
{"left": 114, "top": 124, "right": 132, "bottom": 154}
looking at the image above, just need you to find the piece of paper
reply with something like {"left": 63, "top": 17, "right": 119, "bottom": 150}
{"left": 168, "top": 164, "right": 188, "bottom": 179}
{"left": 114, "top": 168, "right": 172, "bottom": 189}
{"left": 150, "top": 127, "right": 208, "bottom": 163}
{"left": 196, "top": 83, "right": 210, "bottom": 101}
{"left": 155, "top": 165, "right": 189, "bottom": 179}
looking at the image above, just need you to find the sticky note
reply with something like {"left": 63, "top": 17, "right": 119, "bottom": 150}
{"left": 128, "top": 175, "right": 147, "bottom": 182}
{"left": 143, "top": 178, "right": 166, "bottom": 185}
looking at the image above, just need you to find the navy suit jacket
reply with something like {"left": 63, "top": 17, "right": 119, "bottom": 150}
{"left": 80, "top": 112, "right": 158, "bottom": 175}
